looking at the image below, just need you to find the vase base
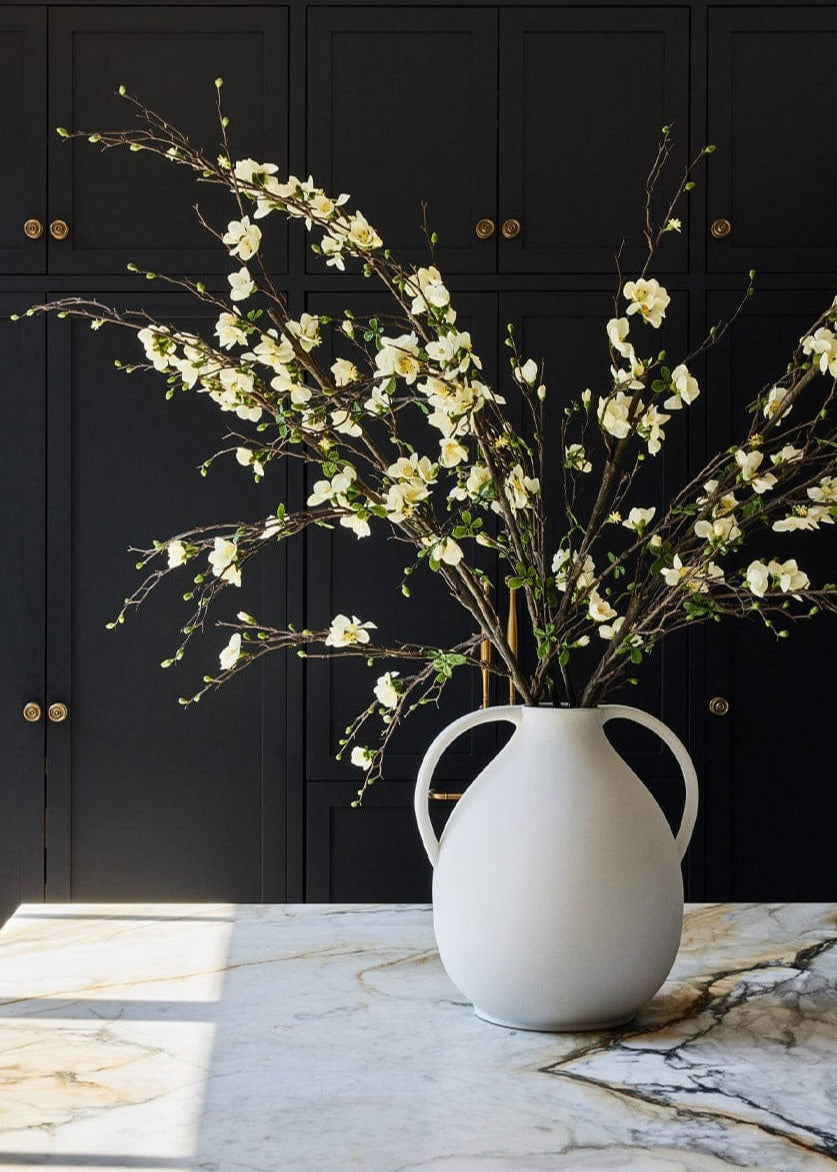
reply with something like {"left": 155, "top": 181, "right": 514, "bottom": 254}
{"left": 473, "top": 1006, "right": 636, "bottom": 1033}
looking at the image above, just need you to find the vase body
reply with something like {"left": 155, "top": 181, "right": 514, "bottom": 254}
{"left": 415, "top": 705, "right": 699, "bottom": 1031}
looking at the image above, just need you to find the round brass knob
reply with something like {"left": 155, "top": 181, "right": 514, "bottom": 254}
{"left": 475, "top": 218, "right": 495, "bottom": 241}
{"left": 24, "top": 218, "right": 44, "bottom": 240}
{"left": 48, "top": 702, "right": 69, "bottom": 723}
{"left": 710, "top": 217, "right": 732, "bottom": 240}
{"left": 22, "top": 702, "right": 42, "bottom": 723}
{"left": 49, "top": 219, "right": 70, "bottom": 241}
{"left": 709, "top": 696, "right": 730, "bottom": 717}
{"left": 501, "top": 217, "right": 522, "bottom": 240}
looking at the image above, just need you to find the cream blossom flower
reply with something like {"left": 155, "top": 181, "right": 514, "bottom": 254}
{"left": 588, "top": 591, "right": 617, "bottom": 623}
{"left": 623, "top": 506, "right": 656, "bottom": 532}
{"left": 387, "top": 453, "right": 437, "bottom": 483}
{"left": 228, "top": 267, "right": 255, "bottom": 302}
{"left": 215, "top": 312, "right": 248, "bottom": 350}
{"left": 219, "top": 632, "right": 242, "bottom": 671}
{"left": 734, "top": 449, "right": 777, "bottom": 494}
{"left": 331, "top": 357, "right": 358, "bottom": 387}
{"left": 638, "top": 404, "right": 670, "bottom": 455}
{"left": 665, "top": 364, "right": 700, "bottom": 410}
{"left": 325, "top": 614, "right": 376, "bottom": 648}
{"left": 137, "top": 326, "right": 173, "bottom": 371}
{"left": 801, "top": 327, "right": 837, "bottom": 377}
{"left": 287, "top": 313, "right": 321, "bottom": 352}
{"left": 346, "top": 211, "right": 382, "bottom": 251}
{"left": 439, "top": 437, "right": 469, "bottom": 467}
{"left": 661, "top": 554, "right": 688, "bottom": 587}
{"left": 339, "top": 513, "right": 371, "bottom": 539}
{"left": 768, "top": 558, "right": 810, "bottom": 595}
{"left": 808, "top": 476, "right": 837, "bottom": 504}
{"left": 606, "top": 317, "right": 634, "bottom": 361}
{"left": 167, "top": 540, "right": 187, "bottom": 568}
{"left": 598, "top": 390, "right": 638, "bottom": 439}
{"left": 248, "top": 331, "right": 294, "bottom": 370}
{"left": 233, "top": 158, "right": 279, "bottom": 185}
{"left": 350, "top": 745, "right": 375, "bottom": 769}
{"left": 745, "top": 560, "right": 770, "bottom": 597}
{"left": 599, "top": 616, "right": 625, "bottom": 641}
{"left": 694, "top": 514, "right": 741, "bottom": 544}
{"left": 375, "top": 333, "right": 421, "bottom": 384}
{"left": 771, "top": 444, "right": 804, "bottom": 466}
{"left": 565, "top": 443, "right": 592, "bottom": 473}
{"left": 762, "top": 385, "right": 793, "bottom": 424}
{"left": 514, "top": 358, "right": 539, "bottom": 385}
{"left": 330, "top": 408, "right": 362, "bottom": 437}
{"left": 623, "top": 278, "right": 670, "bottom": 328}
{"left": 405, "top": 266, "right": 450, "bottom": 314}
{"left": 772, "top": 506, "right": 833, "bottom": 532}
{"left": 504, "top": 464, "right": 540, "bottom": 512}
{"left": 374, "top": 671, "right": 401, "bottom": 709}
{"left": 427, "top": 536, "right": 464, "bottom": 566}
{"left": 235, "top": 448, "right": 264, "bottom": 478}
{"left": 222, "top": 215, "right": 262, "bottom": 261}
{"left": 552, "top": 550, "right": 595, "bottom": 594}
{"left": 208, "top": 538, "right": 241, "bottom": 587}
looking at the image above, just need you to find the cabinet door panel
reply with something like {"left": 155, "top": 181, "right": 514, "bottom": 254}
{"left": 307, "top": 7, "right": 497, "bottom": 275}
{"left": 703, "top": 291, "right": 837, "bottom": 899}
{"left": 500, "top": 8, "right": 689, "bottom": 275}
{"left": 304, "top": 292, "right": 500, "bottom": 787}
{"left": 46, "top": 297, "right": 287, "bottom": 901}
{"left": 708, "top": 9, "right": 837, "bottom": 274}
{"left": 502, "top": 292, "right": 693, "bottom": 861}
{"left": 0, "top": 8, "right": 46, "bottom": 274}
{"left": 0, "top": 301, "right": 46, "bottom": 923}
{"left": 48, "top": 7, "right": 288, "bottom": 275}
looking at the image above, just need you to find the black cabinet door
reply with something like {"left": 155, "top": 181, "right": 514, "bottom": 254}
{"left": 707, "top": 8, "right": 837, "bottom": 274}
{"left": 703, "top": 290, "right": 837, "bottom": 899}
{"left": 306, "top": 7, "right": 497, "bottom": 275}
{"left": 0, "top": 301, "right": 46, "bottom": 922}
{"left": 0, "top": 8, "right": 46, "bottom": 274}
{"left": 45, "top": 297, "right": 287, "bottom": 902}
{"left": 499, "top": 7, "right": 689, "bottom": 275}
{"left": 48, "top": 7, "right": 288, "bottom": 276}
{"left": 501, "top": 291, "right": 698, "bottom": 888}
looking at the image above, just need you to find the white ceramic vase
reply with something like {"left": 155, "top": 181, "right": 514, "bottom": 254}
{"left": 414, "top": 704, "right": 699, "bottom": 1031}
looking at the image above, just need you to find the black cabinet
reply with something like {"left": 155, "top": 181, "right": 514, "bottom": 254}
{"left": 499, "top": 7, "right": 689, "bottom": 274}
{"left": 0, "top": 300, "right": 46, "bottom": 922}
{"left": 2, "top": 1, "right": 835, "bottom": 916}
{"left": 0, "top": 8, "right": 46, "bottom": 274}
{"left": 707, "top": 7, "right": 837, "bottom": 274}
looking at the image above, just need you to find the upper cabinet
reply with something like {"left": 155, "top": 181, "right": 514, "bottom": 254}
{"left": 499, "top": 7, "right": 689, "bottom": 275}
{"left": 0, "top": 8, "right": 46, "bottom": 274}
{"left": 707, "top": 7, "right": 837, "bottom": 273}
{"left": 306, "top": 7, "right": 498, "bottom": 275}
{"left": 4, "top": 7, "right": 288, "bottom": 277}
{"left": 306, "top": 6, "right": 689, "bottom": 275}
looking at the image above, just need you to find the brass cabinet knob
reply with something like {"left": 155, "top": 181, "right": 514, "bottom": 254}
{"left": 48, "top": 702, "right": 69, "bottom": 723}
{"left": 24, "top": 218, "right": 44, "bottom": 240}
{"left": 475, "top": 218, "right": 495, "bottom": 240}
{"left": 49, "top": 219, "right": 70, "bottom": 241}
{"left": 501, "top": 217, "right": 522, "bottom": 240}
{"left": 709, "top": 696, "right": 730, "bottom": 717}
{"left": 428, "top": 790, "right": 464, "bottom": 802}
{"left": 22, "top": 702, "right": 43, "bottom": 723}
{"left": 710, "top": 217, "right": 732, "bottom": 240}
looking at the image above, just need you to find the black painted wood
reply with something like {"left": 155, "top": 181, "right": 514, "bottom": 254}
{"left": 707, "top": 7, "right": 837, "bottom": 275}
{"left": 702, "top": 290, "right": 837, "bottom": 900}
{"left": 0, "top": 300, "right": 46, "bottom": 921}
{"left": 47, "top": 6, "right": 289, "bottom": 275}
{"left": 45, "top": 296, "right": 287, "bottom": 901}
{"left": 0, "top": 8, "right": 46, "bottom": 274}
{"left": 306, "top": 6, "right": 497, "bottom": 275}
{"left": 499, "top": 7, "right": 690, "bottom": 275}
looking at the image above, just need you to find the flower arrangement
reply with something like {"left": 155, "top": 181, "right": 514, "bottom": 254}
{"left": 20, "top": 86, "right": 837, "bottom": 803}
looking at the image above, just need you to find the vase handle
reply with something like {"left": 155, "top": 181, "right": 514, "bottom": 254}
{"left": 414, "top": 705, "right": 522, "bottom": 867}
{"left": 601, "top": 705, "right": 699, "bottom": 861}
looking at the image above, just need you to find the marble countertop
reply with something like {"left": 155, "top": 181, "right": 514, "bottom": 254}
{"left": 0, "top": 903, "right": 834, "bottom": 1171}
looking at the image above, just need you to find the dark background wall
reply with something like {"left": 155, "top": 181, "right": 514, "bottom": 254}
{"left": 1, "top": 1, "right": 835, "bottom": 924}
